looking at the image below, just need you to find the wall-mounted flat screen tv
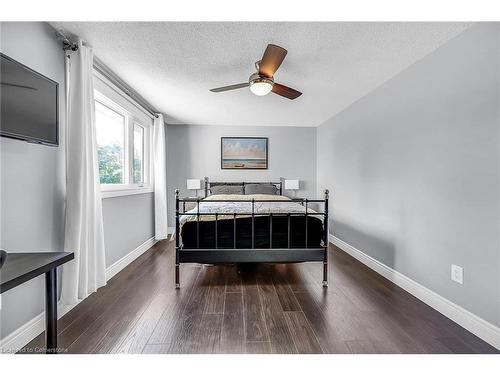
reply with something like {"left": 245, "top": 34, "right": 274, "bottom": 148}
{"left": 0, "top": 53, "right": 59, "bottom": 146}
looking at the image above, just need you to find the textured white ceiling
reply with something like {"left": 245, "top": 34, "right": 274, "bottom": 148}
{"left": 51, "top": 22, "right": 472, "bottom": 127}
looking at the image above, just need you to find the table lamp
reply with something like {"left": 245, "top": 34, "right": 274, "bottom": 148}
{"left": 187, "top": 179, "right": 201, "bottom": 197}
{"left": 285, "top": 179, "right": 300, "bottom": 197}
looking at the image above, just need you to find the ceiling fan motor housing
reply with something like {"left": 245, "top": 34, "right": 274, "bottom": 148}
{"left": 249, "top": 72, "right": 273, "bottom": 85}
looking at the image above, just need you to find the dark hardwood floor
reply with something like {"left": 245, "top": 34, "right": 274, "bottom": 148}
{"left": 22, "top": 240, "right": 498, "bottom": 354}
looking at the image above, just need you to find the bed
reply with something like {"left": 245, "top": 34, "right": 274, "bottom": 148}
{"left": 174, "top": 178, "right": 329, "bottom": 288}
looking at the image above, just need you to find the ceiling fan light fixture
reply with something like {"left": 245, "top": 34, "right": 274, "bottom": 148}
{"left": 249, "top": 77, "right": 273, "bottom": 96}
{"left": 209, "top": 44, "right": 301, "bottom": 99}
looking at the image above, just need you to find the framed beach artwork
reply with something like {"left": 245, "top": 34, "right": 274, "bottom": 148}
{"left": 221, "top": 137, "right": 268, "bottom": 169}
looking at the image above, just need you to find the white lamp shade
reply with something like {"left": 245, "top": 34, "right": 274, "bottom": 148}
{"left": 285, "top": 179, "right": 299, "bottom": 190}
{"left": 187, "top": 179, "right": 201, "bottom": 190}
{"left": 249, "top": 80, "right": 273, "bottom": 96}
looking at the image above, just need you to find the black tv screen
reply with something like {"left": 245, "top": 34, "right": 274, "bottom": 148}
{"left": 0, "top": 53, "right": 58, "bottom": 146}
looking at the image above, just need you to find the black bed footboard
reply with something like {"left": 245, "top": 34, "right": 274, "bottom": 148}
{"left": 174, "top": 179, "right": 329, "bottom": 289}
{"left": 179, "top": 248, "right": 326, "bottom": 264}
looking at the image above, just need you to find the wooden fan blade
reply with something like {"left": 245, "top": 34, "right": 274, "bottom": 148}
{"left": 259, "top": 44, "right": 287, "bottom": 78}
{"left": 210, "top": 83, "right": 249, "bottom": 92}
{"left": 272, "top": 83, "right": 302, "bottom": 100}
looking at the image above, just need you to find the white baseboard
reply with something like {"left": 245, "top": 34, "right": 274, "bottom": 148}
{"left": 330, "top": 234, "right": 500, "bottom": 350}
{"left": 0, "top": 311, "right": 45, "bottom": 354}
{"left": 0, "top": 236, "right": 158, "bottom": 353}
{"left": 105, "top": 237, "right": 157, "bottom": 281}
{"left": 0, "top": 300, "right": 79, "bottom": 354}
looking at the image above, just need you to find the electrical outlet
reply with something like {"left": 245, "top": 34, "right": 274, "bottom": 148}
{"left": 451, "top": 264, "right": 464, "bottom": 284}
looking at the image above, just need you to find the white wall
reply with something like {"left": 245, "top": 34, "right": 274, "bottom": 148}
{"left": 166, "top": 124, "right": 317, "bottom": 226}
{"left": 317, "top": 23, "right": 500, "bottom": 327}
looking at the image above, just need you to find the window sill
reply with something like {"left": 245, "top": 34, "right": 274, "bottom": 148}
{"left": 101, "top": 186, "right": 154, "bottom": 199}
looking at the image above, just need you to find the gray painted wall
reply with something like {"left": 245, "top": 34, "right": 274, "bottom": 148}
{"left": 94, "top": 70, "right": 156, "bottom": 268}
{"left": 102, "top": 193, "right": 154, "bottom": 267}
{"left": 0, "top": 22, "right": 155, "bottom": 340}
{"left": 0, "top": 22, "right": 67, "bottom": 340}
{"left": 317, "top": 23, "right": 500, "bottom": 326}
{"left": 166, "top": 124, "right": 317, "bottom": 226}
{"left": 2, "top": 21, "right": 498, "bottom": 345}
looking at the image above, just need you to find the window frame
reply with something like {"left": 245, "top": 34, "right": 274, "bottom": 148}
{"left": 94, "top": 90, "right": 153, "bottom": 198}
{"left": 132, "top": 122, "right": 146, "bottom": 185}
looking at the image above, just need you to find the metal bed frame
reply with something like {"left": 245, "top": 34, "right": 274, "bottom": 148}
{"left": 174, "top": 177, "right": 329, "bottom": 289}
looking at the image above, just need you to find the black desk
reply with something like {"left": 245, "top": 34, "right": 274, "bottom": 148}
{"left": 0, "top": 252, "right": 74, "bottom": 353}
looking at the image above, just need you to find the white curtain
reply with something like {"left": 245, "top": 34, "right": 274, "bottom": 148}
{"left": 153, "top": 114, "right": 168, "bottom": 240}
{"left": 61, "top": 40, "right": 106, "bottom": 306}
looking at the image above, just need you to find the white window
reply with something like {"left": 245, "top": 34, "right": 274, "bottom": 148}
{"left": 133, "top": 123, "right": 145, "bottom": 184}
{"left": 94, "top": 91, "right": 152, "bottom": 198}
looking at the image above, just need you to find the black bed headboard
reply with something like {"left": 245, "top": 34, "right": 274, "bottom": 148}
{"left": 204, "top": 177, "right": 283, "bottom": 197}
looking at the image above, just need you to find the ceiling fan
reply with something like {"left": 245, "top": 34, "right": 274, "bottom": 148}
{"left": 209, "top": 44, "right": 302, "bottom": 100}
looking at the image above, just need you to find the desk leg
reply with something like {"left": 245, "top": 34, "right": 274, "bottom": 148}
{"left": 45, "top": 269, "right": 57, "bottom": 354}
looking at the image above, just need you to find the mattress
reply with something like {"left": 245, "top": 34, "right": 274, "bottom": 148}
{"left": 179, "top": 194, "right": 324, "bottom": 249}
